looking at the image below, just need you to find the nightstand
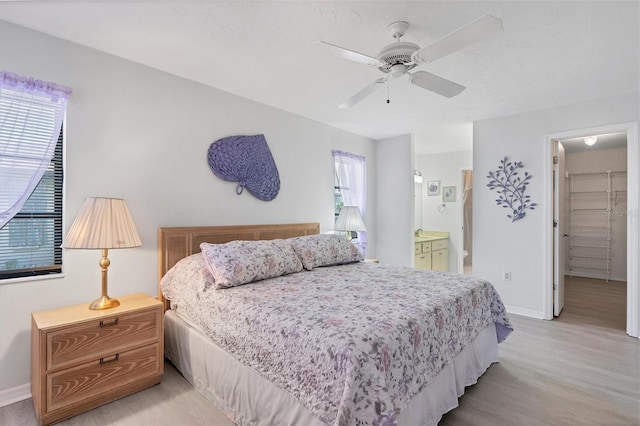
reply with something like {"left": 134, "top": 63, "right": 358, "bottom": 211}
{"left": 31, "top": 293, "right": 163, "bottom": 425}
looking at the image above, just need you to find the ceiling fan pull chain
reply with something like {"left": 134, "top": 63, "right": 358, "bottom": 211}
{"left": 387, "top": 79, "right": 390, "bottom": 104}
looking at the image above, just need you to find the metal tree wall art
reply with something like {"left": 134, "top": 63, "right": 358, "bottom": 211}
{"left": 486, "top": 156, "right": 537, "bottom": 222}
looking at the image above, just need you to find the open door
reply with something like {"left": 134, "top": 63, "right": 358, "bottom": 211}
{"left": 553, "top": 140, "right": 566, "bottom": 316}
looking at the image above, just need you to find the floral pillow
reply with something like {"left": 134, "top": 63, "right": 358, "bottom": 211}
{"left": 200, "top": 239, "right": 303, "bottom": 289}
{"left": 288, "top": 234, "right": 364, "bottom": 270}
{"left": 160, "top": 253, "right": 215, "bottom": 310}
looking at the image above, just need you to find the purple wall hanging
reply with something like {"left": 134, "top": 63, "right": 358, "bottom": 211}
{"left": 207, "top": 134, "right": 280, "bottom": 201}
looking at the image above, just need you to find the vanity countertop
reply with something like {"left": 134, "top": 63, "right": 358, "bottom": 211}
{"left": 415, "top": 236, "right": 447, "bottom": 242}
{"left": 415, "top": 231, "right": 450, "bottom": 243}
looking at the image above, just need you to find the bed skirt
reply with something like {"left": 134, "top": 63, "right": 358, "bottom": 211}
{"left": 164, "top": 310, "right": 499, "bottom": 426}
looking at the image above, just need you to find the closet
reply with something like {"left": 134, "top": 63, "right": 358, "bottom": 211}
{"left": 568, "top": 170, "right": 627, "bottom": 281}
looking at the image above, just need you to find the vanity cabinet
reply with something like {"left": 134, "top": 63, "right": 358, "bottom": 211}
{"left": 431, "top": 239, "right": 449, "bottom": 272}
{"left": 414, "top": 237, "right": 449, "bottom": 272}
{"left": 414, "top": 242, "right": 432, "bottom": 269}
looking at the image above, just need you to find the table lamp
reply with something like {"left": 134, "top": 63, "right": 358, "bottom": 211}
{"left": 62, "top": 197, "right": 142, "bottom": 310}
{"left": 335, "top": 206, "right": 366, "bottom": 240}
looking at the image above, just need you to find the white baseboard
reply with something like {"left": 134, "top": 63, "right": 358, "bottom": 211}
{"left": 505, "top": 305, "right": 545, "bottom": 319}
{"left": 0, "top": 383, "right": 31, "bottom": 408}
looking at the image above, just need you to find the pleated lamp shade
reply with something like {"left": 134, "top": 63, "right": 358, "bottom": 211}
{"left": 335, "top": 206, "right": 367, "bottom": 233}
{"left": 63, "top": 197, "right": 142, "bottom": 249}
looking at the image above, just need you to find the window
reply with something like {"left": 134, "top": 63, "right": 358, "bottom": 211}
{"left": 0, "top": 72, "right": 70, "bottom": 280}
{"left": 332, "top": 150, "right": 367, "bottom": 255}
{"left": 0, "top": 127, "right": 63, "bottom": 279}
{"left": 334, "top": 167, "right": 346, "bottom": 219}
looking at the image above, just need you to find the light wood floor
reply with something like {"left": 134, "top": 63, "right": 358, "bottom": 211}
{"left": 2, "top": 277, "right": 638, "bottom": 426}
{"left": 556, "top": 275, "right": 627, "bottom": 331}
{"left": 441, "top": 276, "right": 638, "bottom": 425}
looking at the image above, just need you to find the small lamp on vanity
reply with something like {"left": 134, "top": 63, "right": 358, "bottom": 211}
{"left": 62, "top": 197, "right": 142, "bottom": 310}
{"left": 335, "top": 206, "right": 366, "bottom": 240}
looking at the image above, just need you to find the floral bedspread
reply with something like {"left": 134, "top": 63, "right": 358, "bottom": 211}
{"left": 168, "top": 262, "right": 513, "bottom": 426}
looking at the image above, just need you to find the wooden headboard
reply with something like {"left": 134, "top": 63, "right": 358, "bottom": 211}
{"left": 157, "top": 223, "right": 320, "bottom": 311}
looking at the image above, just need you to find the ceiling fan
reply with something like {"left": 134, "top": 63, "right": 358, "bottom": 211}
{"left": 316, "top": 15, "right": 503, "bottom": 108}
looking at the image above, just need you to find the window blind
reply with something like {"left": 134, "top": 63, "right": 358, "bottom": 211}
{"left": 0, "top": 128, "right": 63, "bottom": 279}
{"left": 0, "top": 72, "right": 70, "bottom": 228}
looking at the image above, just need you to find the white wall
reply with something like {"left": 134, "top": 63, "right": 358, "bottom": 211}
{"left": 0, "top": 21, "right": 377, "bottom": 395}
{"left": 564, "top": 148, "right": 627, "bottom": 281}
{"left": 416, "top": 150, "right": 473, "bottom": 273}
{"left": 375, "top": 134, "right": 413, "bottom": 267}
{"left": 473, "top": 92, "right": 639, "bottom": 319}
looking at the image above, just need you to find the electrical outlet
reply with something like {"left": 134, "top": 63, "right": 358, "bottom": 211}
{"left": 503, "top": 272, "right": 511, "bottom": 281}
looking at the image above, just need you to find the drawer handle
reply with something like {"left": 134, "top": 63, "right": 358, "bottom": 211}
{"left": 99, "top": 318, "right": 119, "bottom": 328}
{"left": 100, "top": 354, "right": 120, "bottom": 365}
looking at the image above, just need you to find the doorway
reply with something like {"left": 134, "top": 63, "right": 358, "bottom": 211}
{"left": 556, "top": 132, "right": 628, "bottom": 329}
{"left": 545, "top": 122, "right": 638, "bottom": 338}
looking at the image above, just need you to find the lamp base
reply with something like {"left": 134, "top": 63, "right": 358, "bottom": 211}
{"left": 89, "top": 295, "right": 120, "bottom": 310}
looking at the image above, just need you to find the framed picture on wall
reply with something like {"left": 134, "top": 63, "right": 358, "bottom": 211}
{"left": 427, "top": 180, "right": 441, "bottom": 196}
{"left": 443, "top": 186, "right": 456, "bottom": 202}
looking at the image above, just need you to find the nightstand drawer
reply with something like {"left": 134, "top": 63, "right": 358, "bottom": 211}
{"left": 47, "top": 309, "right": 160, "bottom": 370}
{"left": 47, "top": 342, "right": 161, "bottom": 412}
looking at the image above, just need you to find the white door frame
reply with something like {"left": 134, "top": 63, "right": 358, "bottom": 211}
{"left": 553, "top": 140, "right": 565, "bottom": 316}
{"left": 543, "top": 121, "right": 639, "bottom": 338}
{"left": 458, "top": 168, "right": 473, "bottom": 274}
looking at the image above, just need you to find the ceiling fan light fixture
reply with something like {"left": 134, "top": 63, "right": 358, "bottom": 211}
{"left": 584, "top": 135, "right": 598, "bottom": 146}
{"left": 389, "top": 64, "right": 408, "bottom": 77}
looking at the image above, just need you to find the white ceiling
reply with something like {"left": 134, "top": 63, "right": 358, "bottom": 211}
{"left": 1, "top": 1, "right": 638, "bottom": 155}
{"left": 561, "top": 132, "right": 627, "bottom": 154}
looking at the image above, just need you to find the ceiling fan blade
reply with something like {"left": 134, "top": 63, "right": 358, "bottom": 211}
{"left": 410, "top": 71, "right": 465, "bottom": 98}
{"left": 314, "top": 41, "right": 383, "bottom": 66}
{"left": 338, "top": 78, "right": 386, "bottom": 109}
{"left": 412, "top": 15, "right": 503, "bottom": 64}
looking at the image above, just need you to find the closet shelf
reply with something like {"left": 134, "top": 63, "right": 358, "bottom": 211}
{"left": 570, "top": 190, "right": 609, "bottom": 195}
{"left": 569, "top": 255, "right": 609, "bottom": 260}
{"left": 570, "top": 170, "right": 626, "bottom": 177}
{"left": 569, "top": 265, "right": 609, "bottom": 272}
{"left": 569, "top": 225, "right": 611, "bottom": 231}
{"left": 569, "top": 244, "right": 610, "bottom": 249}
{"left": 567, "top": 170, "right": 621, "bottom": 282}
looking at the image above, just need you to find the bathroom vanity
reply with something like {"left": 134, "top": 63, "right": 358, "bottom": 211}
{"left": 414, "top": 231, "right": 449, "bottom": 272}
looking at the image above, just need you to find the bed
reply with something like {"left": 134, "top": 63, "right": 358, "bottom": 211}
{"left": 157, "top": 223, "right": 512, "bottom": 426}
